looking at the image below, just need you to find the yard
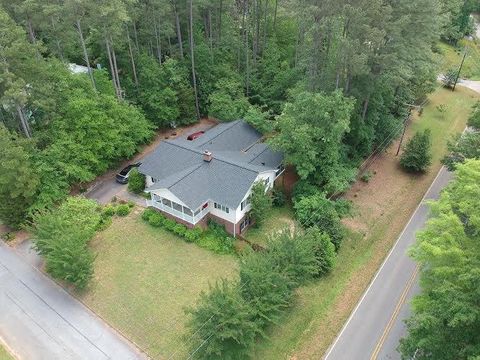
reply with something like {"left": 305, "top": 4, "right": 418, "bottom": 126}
{"left": 251, "top": 85, "right": 480, "bottom": 358}
{"left": 77, "top": 209, "right": 238, "bottom": 359}
{"left": 0, "top": 345, "right": 13, "bottom": 360}
{"left": 242, "top": 205, "right": 296, "bottom": 247}
{"left": 435, "top": 39, "right": 480, "bottom": 80}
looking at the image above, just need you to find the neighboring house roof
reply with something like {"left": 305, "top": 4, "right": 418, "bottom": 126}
{"left": 139, "top": 120, "right": 283, "bottom": 210}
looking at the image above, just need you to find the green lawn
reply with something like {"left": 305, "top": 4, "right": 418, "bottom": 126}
{"left": 0, "top": 345, "right": 13, "bottom": 360}
{"left": 78, "top": 210, "right": 238, "bottom": 359}
{"left": 251, "top": 85, "right": 480, "bottom": 359}
{"left": 242, "top": 205, "right": 296, "bottom": 246}
{"left": 435, "top": 40, "right": 480, "bottom": 80}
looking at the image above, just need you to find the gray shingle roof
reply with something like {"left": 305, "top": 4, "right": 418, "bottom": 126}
{"left": 138, "top": 120, "right": 283, "bottom": 210}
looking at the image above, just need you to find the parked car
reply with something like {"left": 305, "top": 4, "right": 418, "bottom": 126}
{"left": 115, "top": 162, "right": 141, "bottom": 184}
{"left": 187, "top": 131, "right": 205, "bottom": 141}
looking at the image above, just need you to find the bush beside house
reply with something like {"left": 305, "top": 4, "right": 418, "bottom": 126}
{"left": 141, "top": 209, "right": 235, "bottom": 254}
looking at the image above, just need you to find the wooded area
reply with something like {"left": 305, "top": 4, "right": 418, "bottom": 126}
{"left": 0, "top": 0, "right": 478, "bottom": 227}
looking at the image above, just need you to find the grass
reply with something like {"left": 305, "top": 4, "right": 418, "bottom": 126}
{"left": 78, "top": 210, "right": 238, "bottom": 359}
{"left": 251, "top": 85, "right": 480, "bottom": 359}
{"left": 0, "top": 345, "right": 13, "bottom": 360}
{"left": 242, "top": 205, "right": 296, "bottom": 246}
{"left": 435, "top": 39, "right": 480, "bottom": 80}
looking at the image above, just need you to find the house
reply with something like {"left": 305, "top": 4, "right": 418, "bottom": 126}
{"left": 138, "top": 120, "right": 284, "bottom": 236}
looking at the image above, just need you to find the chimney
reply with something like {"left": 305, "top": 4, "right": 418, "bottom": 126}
{"left": 203, "top": 150, "right": 212, "bottom": 162}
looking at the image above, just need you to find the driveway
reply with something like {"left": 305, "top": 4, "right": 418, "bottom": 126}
{"left": 0, "top": 243, "right": 146, "bottom": 360}
{"left": 85, "top": 120, "right": 217, "bottom": 205}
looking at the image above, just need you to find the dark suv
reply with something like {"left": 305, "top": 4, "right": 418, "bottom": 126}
{"left": 115, "top": 162, "right": 141, "bottom": 184}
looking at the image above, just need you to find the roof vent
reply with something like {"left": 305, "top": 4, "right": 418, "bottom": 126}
{"left": 203, "top": 150, "right": 213, "bottom": 162}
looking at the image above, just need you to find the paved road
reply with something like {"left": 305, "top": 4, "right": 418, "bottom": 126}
{"left": 324, "top": 167, "right": 454, "bottom": 360}
{"left": 0, "top": 243, "right": 146, "bottom": 360}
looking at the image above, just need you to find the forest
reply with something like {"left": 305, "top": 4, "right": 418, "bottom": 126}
{"left": 1, "top": 0, "right": 479, "bottom": 227}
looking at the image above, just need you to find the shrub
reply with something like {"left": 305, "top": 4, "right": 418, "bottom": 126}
{"left": 271, "top": 188, "right": 286, "bottom": 207}
{"left": 442, "top": 132, "right": 480, "bottom": 171}
{"left": 184, "top": 227, "right": 203, "bottom": 242}
{"left": 31, "top": 197, "right": 101, "bottom": 289}
{"left": 115, "top": 204, "right": 131, "bottom": 216}
{"left": 239, "top": 248, "right": 293, "bottom": 328}
{"left": 163, "top": 218, "right": 177, "bottom": 231}
{"left": 173, "top": 223, "right": 187, "bottom": 237}
{"left": 294, "top": 192, "right": 345, "bottom": 250}
{"left": 267, "top": 230, "right": 319, "bottom": 286}
{"left": 142, "top": 208, "right": 156, "bottom": 221}
{"left": 102, "top": 205, "right": 116, "bottom": 217}
{"left": 148, "top": 212, "right": 165, "bottom": 227}
{"left": 196, "top": 234, "right": 236, "bottom": 254}
{"left": 127, "top": 168, "right": 145, "bottom": 194}
{"left": 302, "top": 227, "right": 336, "bottom": 276}
{"left": 467, "top": 102, "right": 480, "bottom": 129}
{"left": 292, "top": 180, "right": 319, "bottom": 203}
{"left": 1, "top": 232, "right": 15, "bottom": 242}
{"left": 127, "top": 200, "right": 135, "bottom": 208}
{"left": 186, "top": 280, "right": 259, "bottom": 360}
{"left": 250, "top": 181, "right": 273, "bottom": 227}
{"left": 360, "top": 170, "right": 373, "bottom": 183}
{"left": 400, "top": 129, "right": 432, "bottom": 173}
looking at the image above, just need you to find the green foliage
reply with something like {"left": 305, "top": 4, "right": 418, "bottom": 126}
{"left": 184, "top": 227, "right": 203, "bottom": 242}
{"left": 115, "top": 204, "right": 131, "bottom": 217}
{"left": 442, "top": 68, "right": 458, "bottom": 88}
{"left": 271, "top": 188, "right": 286, "bottom": 207}
{"left": 468, "top": 102, "right": 480, "bottom": 129}
{"left": 207, "top": 77, "right": 250, "bottom": 121}
{"left": 173, "top": 223, "right": 187, "bottom": 237}
{"left": 294, "top": 192, "right": 345, "bottom": 250}
{"left": 102, "top": 205, "right": 116, "bottom": 217}
{"left": 400, "top": 130, "right": 433, "bottom": 173}
{"left": 31, "top": 197, "right": 101, "bottom": 289}
{"left": 270, "top": 90, "right": 355, "bottom": 192}
{"left": 147, "top": 212, "right": 166, "bottom": 227}
{"left": 400, "top": 160, "right": 480, "bottom": 359}
{"left": 127, "top": 168, "right": 145, "bottom": 194}
{"left": 163, "top": 218, "right": 177, "bottom": 231}
{"left": 186, "top": 280, "right": 260, "bottom": 360}
{"left": 141, "top": 208, "right": 157, "bottom": 222}
{"left": 442, "top": 132, "right": 480, "bottom": 170}
{"left": 249, "top": 181, "right": 273, "bottom": 227}
{"left": 244, "top": 105, "right": 273, "bottom": 134}
{"left": 0, "top": 126, "right": 39, "bottom": 228}
{"left": 135, "top": 56, "right": 196, "bottom": 127}
{"left": 360, "top": 171, "right": 374, "bottom": 183}
{"left": 302, "top": 227, "right": 336, "bottom": 276}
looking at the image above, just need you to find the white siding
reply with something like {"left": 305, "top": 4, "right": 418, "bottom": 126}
{"left": 145, "top": 175, "right": 154, "bottom": 188}
{"left": 150, "top": 188, "right": 189, "bottom": 207}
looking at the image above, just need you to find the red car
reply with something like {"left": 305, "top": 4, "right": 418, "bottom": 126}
{"left": 187, "top": 131, "right": 205, "bottom": 141}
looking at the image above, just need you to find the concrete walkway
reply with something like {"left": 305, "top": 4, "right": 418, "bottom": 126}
{"left": 0, "top": 243, "right": 146, "bottom": 360}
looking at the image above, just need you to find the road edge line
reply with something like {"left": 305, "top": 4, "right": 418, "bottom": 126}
{"left": 323, "top": 166, "right": 446, "bottom": 360}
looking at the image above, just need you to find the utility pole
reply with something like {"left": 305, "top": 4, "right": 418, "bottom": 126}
{"left": 396, "top": 111, "right": 410, "bottom": 156}
{"left": 452, "top": 48, "right": 467, "bottom": 92}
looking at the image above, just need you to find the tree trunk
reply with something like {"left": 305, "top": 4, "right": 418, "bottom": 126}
{"left": 262, "top": 0, "right": 268, "bottom": 53}
{"left": 110, "top": 37, "right": 122, "bottom": 98}
{"left": 51, "top": 17, "right": 64, "bottom": 60}
{"left": 273, "top": 0, "right": 278, "bottom": 33}
{"left": 154, "top": 21, "right": 162, "bottom": 63}
{"left": 16, "top": 104, "right": 31, "bottom": 138}
{"left": 75, "top": 19, "right": 96, "bottom": 91}
{"left": 362, "top": 95, "right": 370, "bottom": 120}
{"left": 218, "top": 0, "right": 223, "bottom": 43}
{"left": 208, "top": 9, "right": 213, "bottom": 52}
{"left": 127, "top": 27, "right": 138, "bottom": 87}
{"left": 245, "top": 0, "right": 250, "bottom": 96}
{"left": 105, "top": 36, "right": 119, "bottom": 97}
{"left": 173, "top": 2, "right": 184, "bottom": 58}
{"left": 189, "top": 0, "right": 201, "bottom": 119}
{"left": 133, "top": 21, "right": 139, "bottom": 51}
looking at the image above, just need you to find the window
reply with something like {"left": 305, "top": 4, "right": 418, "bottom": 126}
{"left": 162, "top": 198, "right": 171, "bottom": 208}
{"left": 240, "top": 196, "right": 251, "bottom": 211}
{"left": 214, "top": 202, "right": 230, "bottom": 213}
{"left": 184, "top": 207, "right": 193, "bottom": 216}
{"left": 172, "top": 202, "right": 183, "bottom": 213}
{"left": 153, "top": 194, "right": 161, "bottom": 202}
{"left": 194, "top": 208, "right": 201, "bottom": 217}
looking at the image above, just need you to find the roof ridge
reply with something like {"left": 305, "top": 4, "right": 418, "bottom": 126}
{"left": 195, "top": 120, "right": 241, "bottom": 147}
{"left": 168, "top": 163, "right": 203, "bottom": 189}
{"left": 247, "top": 144, "right": 270, "bottom": 163}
